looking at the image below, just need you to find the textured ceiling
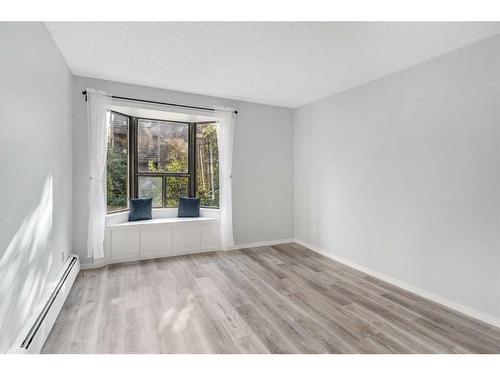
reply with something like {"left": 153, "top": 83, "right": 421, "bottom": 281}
{"left": 46, "top": 22, "right": 500, "bottom": 108}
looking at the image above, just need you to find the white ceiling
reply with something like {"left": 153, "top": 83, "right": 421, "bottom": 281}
{"left": 46, "top": 22, "right": 500, "bottom": 108}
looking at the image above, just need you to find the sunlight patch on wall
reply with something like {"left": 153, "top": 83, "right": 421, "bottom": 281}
{"left": 0, "top": 174, "right": 54, "bottom": 351}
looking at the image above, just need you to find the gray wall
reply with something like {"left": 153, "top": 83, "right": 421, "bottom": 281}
{"left": 72, "top": 76, "right": 294, "bottom": 265}
{"left": 0, "top": 23, "right": 72, "bottom": 352}
{"left": 294, "top": 35, "right": 500, "bottom": 320}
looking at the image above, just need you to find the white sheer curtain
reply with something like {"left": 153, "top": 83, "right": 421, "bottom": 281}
{"left": 214, "top": 106, "right": 236, "bottom": 250}
{"left": 86, "top": 89, "right": 111, "bottom": 259}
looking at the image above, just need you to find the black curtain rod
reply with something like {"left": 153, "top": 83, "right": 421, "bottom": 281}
{"left": 81, "top": 90, "right": 238, "bottom": 115}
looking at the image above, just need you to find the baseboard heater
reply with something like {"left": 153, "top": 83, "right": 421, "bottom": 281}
{"left": 8, "top": 255, "right": 80, "bottom": 354}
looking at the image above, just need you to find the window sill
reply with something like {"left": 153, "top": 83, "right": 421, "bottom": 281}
{"left": 107, "top": 209, "right": 130, "bottom": 217}
{"left": 106, "top": 207, "right": 220, "bottom": 227}
{"left": 108, "top": 216, "right": 217, "bottom": 229}
{"left": 107, "top": 206, "right": 219, "bottom": 217}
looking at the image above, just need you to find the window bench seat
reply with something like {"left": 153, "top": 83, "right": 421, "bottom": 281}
{"left": 105, "top": 209, "right": 220, "bottom": 263}
{"left": 108, "top": 216, "right": 216, "bottom": 228}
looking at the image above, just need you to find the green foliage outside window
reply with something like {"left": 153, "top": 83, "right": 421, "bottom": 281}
{"left": 196, "top": 123, "right": 219, "bottom": 208}
{"left": 107, "top": 147, "right": 128, "bottom": 211}
{"left": 107, "top": 112, "right": 129, "bottom": 213}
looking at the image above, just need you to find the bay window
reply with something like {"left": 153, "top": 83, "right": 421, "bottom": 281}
{"left": 106, "top": 111, "right": 219, "bottom": 213}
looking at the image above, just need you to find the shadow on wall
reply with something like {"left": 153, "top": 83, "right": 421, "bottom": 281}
{"left": 0, "top": 174, "right": 54, "bottom": 352}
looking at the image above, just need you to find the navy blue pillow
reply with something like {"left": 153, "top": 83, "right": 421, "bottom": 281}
{"left": 128, "top": 198, "right": 153, "bottom": 221}
{"left": 178, "top": 196, "right": 200, "bottom": 217}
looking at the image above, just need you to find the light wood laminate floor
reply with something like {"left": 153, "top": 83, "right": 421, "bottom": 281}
{"left": 42, "top": 243, "right": 500, "bottom": 354}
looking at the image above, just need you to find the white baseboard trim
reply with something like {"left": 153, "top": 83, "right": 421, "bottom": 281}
{"left": 294, "top": 239, "right": 500, "bottom": 329}
{"left": 229, "top": 238, "right": 295, "bottom": 251}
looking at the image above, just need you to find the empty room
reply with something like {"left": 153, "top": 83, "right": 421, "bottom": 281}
{"left": 1, "top": 3, "right": 500, "bottom": 370}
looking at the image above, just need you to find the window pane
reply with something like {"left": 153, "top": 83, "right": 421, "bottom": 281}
{"left": 106, "top": 112, "right": 129, "bottom": 213}
{"left": 137, "top": 119, "right": 188, "bottom": 173}
{"left": 196, "top": 123, "right": 219, "bottom": 208}
{"left": 166, "top": 176, "right": 190, "bottom": 208}
{"left": 138, "top": 176, "right": 163, "bottom": 207}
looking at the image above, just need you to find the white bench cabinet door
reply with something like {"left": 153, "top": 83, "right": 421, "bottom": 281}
{"left": 172, "top": 222, "right": 201, "bottom": 255}
{"left": 111, "top": 229, "right": 140, "bottom": 260}
{"left": 201, "top": 221, "right": 219, "bottom": 248}
{"left": 140, "top": 225, "right": 172, "bottom": 257}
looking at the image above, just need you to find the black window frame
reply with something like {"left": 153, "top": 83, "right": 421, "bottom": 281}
{"left": 108, "top": 110, "right": 219, "bottom": 211}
